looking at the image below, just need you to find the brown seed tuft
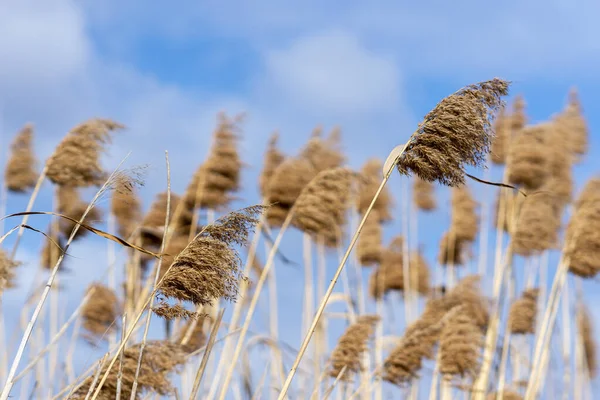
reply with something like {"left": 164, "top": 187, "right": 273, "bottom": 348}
{"left": 369, "top": 238, "right": 430, "bottom": 299}
{"left": 439, "top": 312, "right": 482, "bottom": 379}
{"left": 356, "top": 210, "right": 383, "bottom": 266}
{"left": 450, "top": 185, "right": 479, "bottom": 242}
{"left": 413, "top": 176, "right": 436, "bottom": 211}
{"left": 507, "top": 123, "right": 551, "bottom": 191}
{"left": 0, "top": 249, "right": 21, "bottom": 292}
{"left": 5, "top": 123, "right": 38, "bottom": 192}
{"left": 438, "top": 230, "right": 467, "bottom": 266}
{"left": 81, "top": 283, "right": 120, "bottom": 340}
{"left": 56, "top": 185, "right": 103, "bottom": 240}
{"left": 299, "top": 127, "right": 346, "bottom": 173}
{"left": 490, "top": 107, "right": 511, "bottom": 165}
{"left": 486, "top": 391, "right": 523, "bottom": 400}
{"left": 510, "top": 95, "right": 527, "bottom": 133}
{"left": 292, "top": 167, "right": 353, "bottom": 247}
{"left": 494, "top": 191, "right": 518, "bottom": 233}
{"left": 357, "top": 159, "right": 393, "bottom": 221}
{"left": 563, "top": 179, "right": 600, "bottom": 278}
{"left": 177, "top": 314, "right": 211, "bottom": 352}
{"left": 512, "top": 192, "right": 561, "bottom": 256}
{"left": 396, "top": 78, "right": 509, "bottom": 186}
{"left": 46, "top": 118, "right": 124, "bottom": 187}
{"left": 508, "top": 288, "right": 539, "bottom": 335}
{"left": 328, "top": 315, "right": 379, "bottom": 380}
{"left": 259, "top": 132, "right": 286, "bottom": 199}
{"left": 72, "top": 341, "right": 187, "bottom": 399}
{"left": 111, "top": 175, "right": 142, "bottom": 238}
{"left": 577, "top": 305, "right": 597, "bottom": 379}
{"left": 156, "top": 205, "right": 265, "bottom": 315}
{"left": 140, "top": 192, "right": 194, "bottom": 250}
{"left": 40, "top": 234, "right": 64, "bottom": 270}
{"left": 554, "top": 88, "right": 588, "bottom": 158}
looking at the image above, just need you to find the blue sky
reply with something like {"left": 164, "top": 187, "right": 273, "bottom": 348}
{"left": 1, "top": 0, "right": 600, "bottom": 398}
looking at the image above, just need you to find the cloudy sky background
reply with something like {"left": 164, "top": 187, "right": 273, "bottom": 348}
{"left": 1, "top": 0, "right": 599, "bottom": 398}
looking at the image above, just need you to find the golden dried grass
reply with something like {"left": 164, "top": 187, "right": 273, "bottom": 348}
{"left": 5, "top": 123, "right": 38, "bottom": 192}
{"left": 508, "top": 288, "right": 539, "bottom": 335}
{"left": 328, "top": 315, "right": 379, "bottom": 380}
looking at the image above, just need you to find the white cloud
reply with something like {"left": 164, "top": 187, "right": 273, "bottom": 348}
{"left": 264, "top": 30, "right": 400, "bottom": 115}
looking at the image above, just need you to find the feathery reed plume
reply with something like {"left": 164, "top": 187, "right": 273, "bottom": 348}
{"left": 444, "top": 275, "right": 489, "bottom": 329}
{"left": 383, "top": 305, "right": 463, "bottom": 385}
{"left": 356, "top": 210, "right": 383, "bottom": 266}
{"left": 159, "top": 234, "right": 192, "bottom": 280}
{"left": 506, "top": 123, "right": 551, "bottom": 191}
{"left": 292, "top": 167, "right": 353, "bottom": 247}
{"left": 141, "top": 192, "right": 193, "bottom": 248}
{"left": 395, "top": 78, "right": 509, "bottom": 186}
{"left": 439, "top": 312, "right": 482, "bottom": 379}
{"left": 299, "top": 127, "right": 346, "bottom": 172}
{"left": 413, "top": 176, "right": 436, "bottom": 211}
{"left": 0, "top": 249, "right": 21, "bottom": 292}
{"left": 556, "top": 88, "right": 588, "bottom": 158}
{"left": 369, "top": 237, "right": 430, "bottom": 298}
{"left": 265, "top": 157, "right": 316, "bottom": 227}
{"left": 577, "top": 305, "right": 597, "bottom": 379}
{"left": 177, "top": 315, "right": 211, "bottom": 352}
{"left": 490, "top": 107, "right": 511, "bottom": 165}
{"left": 111, "top": 175, "right": 142, "bottom": 238}
{"left": 358, "top": 159, "right": 393, "bottom": 221}
{"left": 81, "top": 283, "right": 120, "bottom": 340}
{"left": 184, "top": 112, "right": 243, "bottom": 210}
{"left": 41, "top": 234, "right": 64, "bottom": 270}
{"left": 72, "top": 341, "right": 187, "bottom": 399}
{"left": 508, "top": 288, "right": 539, "bottom": 335}
{"left": 259, "top": 132, "right": 285, "bottom": 199}
{"left": 486, "top": 391, "right": 523, "bottom": 400}
{"left": 156, "top": 205, "right": 265, "bottom": 317}
{"left": 438, "top": 230, "right": 466, "bottom": 266}
{"left": 5, "top": 123, "right": 37, "bottom": 192}
{"left": 56, "top": 185, "right": 103, "bottom": 240}
{"left": 563, "top": 178, "right": 600, "bottom": 278}
{"left": 510, "top": 95, "right": 527, "bottom": 133}
{"left": 450, "top": 185, "right": 479, "bottom": 242}
{"left": 512, "top": 192, "right": 561, "bottom": 256}
{"left": 46, "top": 118, "right": 124, "bottom": 187}
{"left": 328, "top": 315, "right": 379, "bottom": 380}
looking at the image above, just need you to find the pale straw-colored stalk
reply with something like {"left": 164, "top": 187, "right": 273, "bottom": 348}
{"left": 116, "top": 313, "right": 127, "bottom": 400}
{"left": 560, "top": 278, "right": 572, "bottom": 400}
{"left": 0, "top": 155, "right": 130, "bottom": 400}
{"left": 264, "top": 239, "right": 285, "bottom": 395}
{"left": 128, "top": 151, "right": 171, "bottom": 400}
{"left": 189, "top": 309, "right": 225, "bottom": 399}
{"left": 401, "top": 177, "right": 414, "bottom": 323}
{"left": 277, "top": 145, "right": 406, "bottom": 399}
{"left": 496, "top": 269, "right": 515, "bottom": 400}
{"left": 300, "top": 232, "right": 314, "bottom": 399}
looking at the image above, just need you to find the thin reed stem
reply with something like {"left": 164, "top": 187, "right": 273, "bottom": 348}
{"left": 560, "top": 278, "right": 572, "bottom": 400}
{"left": 278, "top": 157, "right": 399, "bottom": 400}
{"left": 265, "top": 238, "right": 284, "bottom": 396}
{"left": 129, "top": 151, "right": 171, "bottom": 400}
{"left": 300, "top": 232, "right": 314, "bottom": 399}
{"left": 189, "top": 309, "right": 225, "bottom": 400}
{"left": 116, "top": 313, "right": 127, "bottom": 400}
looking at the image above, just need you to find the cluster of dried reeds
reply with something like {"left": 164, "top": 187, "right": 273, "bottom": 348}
{"left": 5, "top": 123, "right": 38, "bottom": 193}
{"left": 328, "top": 315, "right": 379, "bottom": 380}
{"left": 413, "top": 176, "right": 436, "bottom": 211}
{"left": 57, "top": 185, "right": 102, "bottom": 240}
{"left": 439, "top": 311, "right": 483, "bottom": 379}
{"left": 508, "top": 288, "right": 539, "bottom": 335}
{"left": 357, "top": 159, "right": 393, "bottom": 221}
{"left": 0, "top": 249, "right": 21, "bottom": 292}
{"left": 577, "top": 306, "right": 597, "bottom": 379}
{"left": 356, "top": 211, "right": 383, "bottom": 266}
{"left": 81, "top": 283, "right": 120, "bottom": 340}
{"left": 111, "top": 175, "right": 142, "bottom": 238}
{"left": 438, "top": 185, "right": 478, "bottom": 266}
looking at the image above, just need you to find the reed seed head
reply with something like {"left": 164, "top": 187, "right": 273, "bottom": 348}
{"left": 508, "top": 288, "right": 539, "bottom": 335}
{"left": 512, "top": 192, "right": 561, "bottom": 256}
{"left": 507, "top": 123, "right": 551, "bottom": 191}
{"left": 413, "top": 176, "right": 436, "bottom": 211}
{"left": 438, "top": 230, "right": 467, "bottom": 266}
{"left": 356, "top": 210, "right": 383, "bottom": 266}
{"left": 486, "top": 391, "right": 523, "bottom": 400}
{"left": 328, "top": 315, "right": 380, "bottom": 380}
{"left": 439, "top": 312, "right": 482, "bottom": 379}
{"left": 0, "top": 249, "right": 21, "bottom": 292}
{"left": 259, "top": 132, "right": 286, "bottom": 199}
{"left": 299, "top": 127, "right": 346, "bottom": 173}
{"left": 140, "top": 192, "right": 194, "bottom": 249}
{"left": 56, "top": 185, "right": 103, "bottom": 240}
{"left": 46, "top": 118, "right": 124, "bottom": 187}
{"left": 110, "top": 174, "right": 143, "bottom": 238}
{"left": 578, "top": 305, "right": 597, "bottom": 379}
{"left": 5, "top": 123, "right": 38, "bottom": 193}
{"left": 490, "top": 107, "right": 511, "bottom": 165}
{"left": 357, "top": 159, "right": 393, "bottom": 221}
{"left": 292, "top": 167, "right": 353, "bottom": 247}
{"left": 450, "top": 185, "right": 479, "bottom": 242}
{"left": 41, "top": 233, "right": 64, "bottom": 270}
{"left": 156, "top": 205, "right": 264, "bottom": 315}
{"left": 510, "top": 95, "right": 527, "bottom": 133}
{"left": 564, "top": 178, "right": 600, "bottom": 278}
{"left": 396, "top": 78, "right": 509, "bottom": 186}
{"left": 81, "top": 283, "right": 120, "bottom": 341}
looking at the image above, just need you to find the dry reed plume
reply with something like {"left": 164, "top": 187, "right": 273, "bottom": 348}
{"left": 486, "top": 391, "right": 523, "bottom": 400}
{"left": 510, "top": 95, "right": 527, "bottom": 134}
{"left": 111, "top": 175, "right": 142, "bottom": 238}
{"left": 494, "top": 190, "right": 517, "bottom": 232}
{"left": 439, "top": 312, "right": 482, "bottom": 379}
{"left": 490, "top": 107, "right": 511, "bottom": 165}
{"left": 396, "top": 78, "right": 509, "bottom": 186}
{"left": 46, "top": 118, "right": 124, "bottom": 187}
{"left": 438, "top": 230, "right": 467, "bottom": 266}
{"left": 512, "top": 192, "right": 561, "bottom": 256}
{"left": 508, "top": 288, "right": 539, "bottom": 335}
{"left": 358, "top": 159, "right": 393, "bottom": 221}
{"left": 300, "top": 126, "right": 346, "bottom": 172}
{"left": 507, "top": 123, "right": 551, "bottom": 191}
{"left": 356, "top": 210, "right": 383, "bottom": 266}
{"left": 328, "top": 315, "right": 379, "bottom": 380}
{"left": 369, "top": 237, "right": 430, "bottom": 299}
{"left": 5, "top": 123, "right": 38, "bottom": 192}
{"left": 292, "top": 167, "right": 353, "bottom": 247}
{"left": 413, "top": 176, "right": 436, "bottom": 211}
{"left": 72, "top": 341, "right": 187, "bottom": 399}
{"left": 450, "top": 185, "right": 479, "bottom": 242}
{"left": 554, "top": 88, "right": 588, "bottom": 158}
{"left": 177, "top": 315, "right": 211, "bottom": 352}
{"left": 40, "top": 234, "right": 64, "bottom": 270}
{"left": 57, "top": 185, "right": 103, "bottom": 240}
{"left": 259, "top": 132, "right": 285, "bottom": 199}
{"left": 156, "top": 205, "right": 264, "bottom": 318}
{"left": 564, "top": 178, "right": 600, "bottom": 278}
{"left": 81, "top": 283, "right": 120, "bottom": 340}
{"left": 577, "top": 305, "right": 597, "bottom": 379}
{"left": 0, "top": 249, "right": 21, "bottom": 292}
{"left": 140, "top": 192, "right": 193, "bottom": 249}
